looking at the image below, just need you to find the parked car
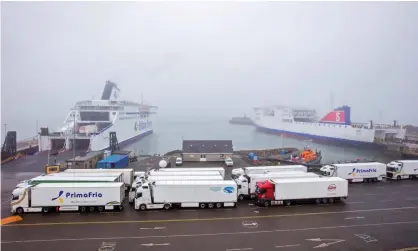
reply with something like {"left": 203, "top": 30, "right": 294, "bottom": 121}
{"left": 176, "top": 157, "right": 183, "bottom": 166}
{"left": 225, "top": 157, "right": 234, "bottom": 167}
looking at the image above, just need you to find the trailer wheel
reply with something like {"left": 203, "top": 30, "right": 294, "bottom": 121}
{"left": 139, "top": 204, "right": 147, "bottom": 211}
{"left": 322, "top": 198, "right": 328, "bottom": 204}
{"left": 397, "top": 175, "right": 401, "bottom": 181}
{"left": 80, "top": 206, "right": 87, "bottom": 212}
{"left": 284, "top": 200, "right": 291, "bottom": 206}
{"left": 119, "top": 205, "right": 124, "bottom": 211}
{"left": 163, "top": 204, "right": 171, "bottom": 210}
{"left": 208, "top": 203, "right": 214, "bottom": 209}
{"left": 239, "top": 194, "right": 245, "bottom": 201}
{"left": 215, "top": 203, "right": 222, "bottom": 208}
{"left": 16, "top": 207, "right": 24, "bottom": 215}
{"left": 199, "top": 203, "right": 206, "bottom": 209}
{"left": 329, "top": 198, "right": 335, "bottom": 203}
{"left": 97, "top": 206, "right": 104, "bottom": 212}
{"left": 315, "top": 198, "right": 321, "bottom": 204}
{"left": 42, "top": 207, "right": 50, "bottom": 213}
{"left": 263, "top": 201, "right": 270, "bottom": 207}
{"left": 88, "top": 206, "right": 95, "bottom": 212}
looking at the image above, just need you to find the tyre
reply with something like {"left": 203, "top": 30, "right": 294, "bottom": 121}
{"left": 16, "top": 207, "right": 24, "bottom": 215}
{"left": 199, "top": 203, "right": 206, "bottom": 209}
{"left": 284, "top": 200, "right": 291, "bottom": 206}
{"left": 97, "top": 206, "right": 104, "bottom": 212}
{"left": 163, "top": 204, "right": 170, "bottom": 210}
{"left": 329, "top": 198, "right": 335, "bottom": 203}
{"left": 238, "top": 194, "right": 245, "bottom": 201}
{"left": 139, "top": 204, "right": 147, "bottom": 211}
{"left": 315, "top": 198, "right": 321, "bottom": 204}
{"left": 208, "top": 203, "right": 214, "bottom": 209}
{"left": 42, "top": 207, "right": 50, "bottom": 213}
{"left": 263, "top": 201, "right": 270, "bottom": 207}
{"left": 397, "top": 175, "right": 401, "bottom": 181}
{"left": 80, "top": 206, "right": 87, "bottom": 212}
{"left": 322, "top": 198, "right": 328, "bottom": 204}
{"left": 89, "top": 206, "right": 95, "bottom": 212}
{"left": 215, "top": 203, "right": 222, "bottom": 208}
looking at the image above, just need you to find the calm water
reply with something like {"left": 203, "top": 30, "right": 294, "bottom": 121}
{"left": 124, "top": 118, "right": 393, "bottom": 164}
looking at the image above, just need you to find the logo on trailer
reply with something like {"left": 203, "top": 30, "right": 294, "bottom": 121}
{"left": 52, "top": 190, "right": 65, "bottom": 204}
{"left": 52, "top": 190, "right": 103, "bottom": 204}
{"left": 328, "top": 184, "right": 337, "bottom": 192}
{"left": 210, "top": 187, "right": 222, "bottom": 192}
{"left": 223, "top": 186, "right": 235, "bottom": 194}
{"left": 348, "top": 168, "right": 377, "bottom": 177}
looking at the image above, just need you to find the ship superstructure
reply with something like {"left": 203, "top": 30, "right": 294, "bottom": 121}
{"left": 38, "top": 81, "right": 157, "bottom": 152}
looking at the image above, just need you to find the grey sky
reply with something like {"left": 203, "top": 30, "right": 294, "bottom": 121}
{"left": 1, "top": 1, "right": 418, "bottom": 139}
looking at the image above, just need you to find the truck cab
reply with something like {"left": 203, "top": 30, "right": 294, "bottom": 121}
{"left": 386, "top": 160, "right": 418, "bottom": 180}
{"left": 320, "top": 165, "right": 334, "bottom": 176}
{"left": 134, "top": 182, "right": 152, "bottom": 210}
{"left": 10, "top": 187, "right": 30, "bottom": 214}
{"left": 254, "top": 181, "right": 275, "bottom": 207}
{"left": 129, "top": 178, "right": 145, "bottom": 203}
{"left": 235, "top": 175, "right": 248, "bottom": 200}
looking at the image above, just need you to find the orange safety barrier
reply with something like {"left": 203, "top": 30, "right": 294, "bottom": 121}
{"left": 1, "top": 216, "right": 23, "bottom": 225}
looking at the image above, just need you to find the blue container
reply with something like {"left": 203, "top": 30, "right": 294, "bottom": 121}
{"left": 253, "top": 155, "right": 258, "bottom": 161}
{"left": 96, "top": 154, "right": 129, "bottom": 169}
{"left": 248, "top": 152, "right": 255, "bottom": 160}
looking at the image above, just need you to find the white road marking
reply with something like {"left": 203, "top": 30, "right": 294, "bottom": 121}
{"left": 275, "top": 244, "right": 300, "bottom": 248}
{"left": 354, "top": 234, "right": 378, "bottom": 243}
{"left": 406, "top": 198, "right": 418, "bottom": 201}
{"left": 306, "top": 238, "right": 345, "bottom": 249}
{"left": 226, "top": 248, "right": 253, "bottom": 251}
{"left": 98, "top": 241, "right": 116, "bottom": 251}
{"left": 140, "top": 243, "right": 170, "bottom": 247}
{"left": 346, "top": 202, "right": 365, "bottom": 204}
{"left": 2, "top": 220, "right": 418, "bottom": 244}
{"left": 242, "top": 221, "right": 258, "bottom": 228}
{"left": 380, "top": 200, "right": 393, "bottom": 202}
{"left": 345, "top": 217, "right": 365, "bottom": 220}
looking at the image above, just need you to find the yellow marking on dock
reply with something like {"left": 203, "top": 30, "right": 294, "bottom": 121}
{"left": 1, "top": 216, "right": 23, "bottom": 225}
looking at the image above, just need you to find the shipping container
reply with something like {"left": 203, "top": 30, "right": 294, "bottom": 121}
{"left": 153, "top": 167, "right": 225, "bottom": 178}
{"left": 64, "top": 168, "right": 134, "bottom": 188}
{"left": 96, "top": 155, "right": 129, "bottom": 169}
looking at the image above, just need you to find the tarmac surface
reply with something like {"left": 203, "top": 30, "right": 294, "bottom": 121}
{"left": 2, "top": 153, "right": 418, "bottom": 251}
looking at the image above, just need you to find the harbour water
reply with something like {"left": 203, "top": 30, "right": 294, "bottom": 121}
{"left": 123, "top": 118, "right": 393, "bottom": 164}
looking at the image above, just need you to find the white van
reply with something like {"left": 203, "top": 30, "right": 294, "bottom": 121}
{"left": 225, "top": 158, "right": 234, "bottom": 167}
{"left": 176, "top": 157, "right": 183, "bottom": 166}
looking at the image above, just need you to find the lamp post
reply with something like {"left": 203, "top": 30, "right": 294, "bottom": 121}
{"left": 4, "top": 124, "right": 7, "bottom": 139}
{"left": 73, "top": 112, "right": 76, "bottom": 168}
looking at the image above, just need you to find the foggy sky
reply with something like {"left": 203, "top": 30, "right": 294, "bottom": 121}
{"left": 1, "top": 1, "right": 418, "bottom": 139}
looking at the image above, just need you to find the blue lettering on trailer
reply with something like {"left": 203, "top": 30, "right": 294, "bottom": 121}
{"left": 348, "top": 168, "right": 377, "bottom": 177}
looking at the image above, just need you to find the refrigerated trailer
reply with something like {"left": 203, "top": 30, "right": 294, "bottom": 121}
{"left": 11, "top": 182, "right": 125, "bottom": 214}
{"left": 128, "top": 175, "right": 224, "bottom": 203}
{"left": 134, "top": 180, "right": 237, "bottom": 211}
{"left": 231, "top": 165, "right": 308, "bottom": 179}
{"left": 152, "top": 167, "right": 225, "bottom": 178}
{"left": 148, "top": 170, "right": 223, "bottom": 178}
{"left": 47, "top": 172, "right": 124, "bottom": 183}
{"left": 64, "top": 168, "right": 134, "bottom": 189}
{"left": 386, "top": 160, "right": 418, "bottom": 180}
{"left": 18, "top": 176, "right": 121, "bottom": 188}
{"left": 235, "top": 171, "right": 319, "bottom": 200}
{"left": 321, "top": 162, "right": 386, "bottom": 183}
{"left": 255, "top": 177, "right": 348, "bottom": 207}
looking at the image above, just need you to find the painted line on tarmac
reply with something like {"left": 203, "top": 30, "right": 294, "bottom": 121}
{"left": 2, "top": 220, "right": 418, "bottom": 244}
{"left": 387, "top": 247, "right": 418, "bottom": 251}
{"left": 3, "top": 206, "right": 418, "bottom": 228}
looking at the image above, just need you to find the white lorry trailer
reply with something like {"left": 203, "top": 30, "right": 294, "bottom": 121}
{"left": 152, "top": 167, "right": 226, "bottom": 178}
{"left": 148, "top": 170, "right": 223, "bottom": 178}
{"left": 64, "top": 168, "right": 134, "bottom": 189}
{"left": 11, "top": 182, "right": 125, "bottom": 214}
{"left": 232, "top": 165, "right": 308, "bottom": 179}
{"left": 386, "top": 160, "right": 418, "bottom": 180}
{"left": 235, "top": 171, "right": 319, "bottom": 200}
{"left": 17, "top": 176, "right": 121, "bottom": 188}
{"left": 134, "top": 171, "right": 146, "bottom": 180}
{"left": 134, "top": 180, "right": 237, "bottom": 211}
{"left": 47, "top": 172, "right": 124, "bottom": 183}
{"left": 128, "top": 175, "right": 224, "bottom": 203}
{"left": 321, "top": 162, "right": 386, "bottom": 183}
{"left": 255, "top": 177, "right": 348, "bottom": 207}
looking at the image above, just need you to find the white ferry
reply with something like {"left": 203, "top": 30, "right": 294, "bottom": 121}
{"left": 38, "top": 81, "right": 157, "bottom": 152}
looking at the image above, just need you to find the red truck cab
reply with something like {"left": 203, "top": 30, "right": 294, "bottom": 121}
{"left": 255, "top": 180, "right": 275, "bottom": 206}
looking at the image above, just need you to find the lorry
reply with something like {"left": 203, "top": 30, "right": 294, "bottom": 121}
{"left": 134, "top": 171, "right": 146, "bottom": 180}
{"left": 46, "top": 172, "right": 124, "bottom": 183}
{"left": 148, "top": 170, "right": 224, "bottom": 178}
{"left": 152, "top": 167, "right": 226, "bottom": 178}
{"left": 231, "top": 165, "right": 308, "bottom": 179}
{"left": 11, "top": 182, "right": 125, "bottom": 214}
{"left": 134, "top": 180, "right": 237, "bottom": 211}
{"left": 235, "top": 171, "right": 319, "bottom": 200}
{"left": 255, "top": 177, "right": 348, "bottom": 207}
{"left": 128, "top": 175, "right": 224, "bottom": 203}
{"left": 320, "top": 162, "right": 386, "bottom": 183}
{"left": 386, "top": 160, "right": 418, "bottom": 180}
{"left": 64, "top": 168, "right": 134, "bottom": 189}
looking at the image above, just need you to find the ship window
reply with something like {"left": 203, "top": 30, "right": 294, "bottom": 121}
{"left": 80, "top": 112, "right": 109, "bottom": 121}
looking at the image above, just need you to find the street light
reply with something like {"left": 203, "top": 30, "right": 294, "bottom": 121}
{"left": 73, "top": 112, "right": 76, "bottom": 168}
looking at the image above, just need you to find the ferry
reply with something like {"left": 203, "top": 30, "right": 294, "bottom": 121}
{"left": 253, "top": 105, "right": 405, "bottom": 148}
{"left": 38, "top": 81, "right": 157, "bottom": 152}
